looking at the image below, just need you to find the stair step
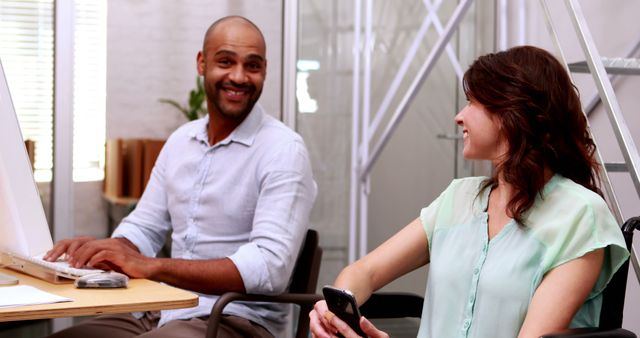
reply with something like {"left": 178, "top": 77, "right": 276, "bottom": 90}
{"left": 569, "top": 57, "right": 640, "bottom": 75}
{"left": 605, "top": 162, "right": 627, "bottom": 172}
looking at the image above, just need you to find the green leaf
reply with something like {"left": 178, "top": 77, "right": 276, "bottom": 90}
{"left": 158, "top": 98, "right": 188, "bottom": 115}
{"left": 159, "top": 76, "right": 208, "bottom": 121}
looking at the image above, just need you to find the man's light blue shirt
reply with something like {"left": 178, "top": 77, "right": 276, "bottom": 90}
{"left": 112, "top": 105, "right": 317, "bottom": 335}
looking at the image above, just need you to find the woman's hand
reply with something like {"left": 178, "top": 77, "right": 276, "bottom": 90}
{"left": 310, "top": 300, "right": 389, "bottom": 338}
{"left": 310, "top": 300, "right": 336, "bottom": 338}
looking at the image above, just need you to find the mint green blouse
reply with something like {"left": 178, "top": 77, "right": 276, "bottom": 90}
{"left": 418, "top": 175, "right": 628, "bottom": 338}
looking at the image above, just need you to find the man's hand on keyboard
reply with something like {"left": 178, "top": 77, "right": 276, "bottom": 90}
{"left": 85, "top": 248, "right": 157, "bottom": 279}
{"left": 43, "top": 237, "right": 142, "bottom": 273}
{"left": 43, "top": 236, "right": 95, "bottom": 263}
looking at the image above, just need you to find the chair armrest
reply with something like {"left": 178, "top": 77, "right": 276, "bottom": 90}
{"left": 541, "top": 327, "right": 636, "bottom": 338}
{"left": 206, "top": 292, "right": 324, "bottom": 338}
{"left": 359, "top": 292, "right": 424, "bottom": 319}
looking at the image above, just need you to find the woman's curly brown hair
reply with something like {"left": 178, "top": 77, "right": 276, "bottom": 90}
{"left": 463, "top": 45, "right": 602, "bottom": 225}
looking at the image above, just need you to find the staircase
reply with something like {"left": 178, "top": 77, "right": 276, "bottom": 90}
{"left": 540, "top": 0, "right": 640, "bottom": 284}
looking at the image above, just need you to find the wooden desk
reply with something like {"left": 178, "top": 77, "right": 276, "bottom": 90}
{"left": 0, "top": 268, "right": 198, "bottom": 322}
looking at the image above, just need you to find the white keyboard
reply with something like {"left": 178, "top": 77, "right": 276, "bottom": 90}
{"left": 14, "top": 253, "right": 104, "bottom": 280}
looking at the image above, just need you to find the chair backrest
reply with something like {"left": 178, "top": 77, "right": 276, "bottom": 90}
{"left": 291, "top": 229, "right": 323, "bottom": 338}
{"left": 598, "top": 217, "right": 639, "bottom": 330}
{"left": 290, "top": 229, "right": 322, "bottom": 294}
{"left": 360, "top": 292, "right": 424, "bottom": 319}
{"left": 205, "top": 229, "right": 323, "bottom": 338}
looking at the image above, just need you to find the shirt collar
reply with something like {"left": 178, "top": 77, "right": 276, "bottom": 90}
{"left": 189, "top": 104, "right": 265, "bottom": 147}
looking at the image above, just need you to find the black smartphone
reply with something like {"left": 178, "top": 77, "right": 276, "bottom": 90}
{"left": 322, "top": 285, "right": 367, "bottom": 337}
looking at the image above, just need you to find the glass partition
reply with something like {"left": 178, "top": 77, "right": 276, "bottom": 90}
{"left": 295, "top": 0, "right": 495, "bottom": 314}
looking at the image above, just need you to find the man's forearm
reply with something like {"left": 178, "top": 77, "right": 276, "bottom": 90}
{"left": 115, "top": 237, "right": 140, "bottom": 252}
{"left": 147, "top": 257, "right": 246, "bottom": 295}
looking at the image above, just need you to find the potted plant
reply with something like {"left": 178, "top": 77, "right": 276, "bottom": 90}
{"left": 159, "top": 76, "right": 207, "bottom": 121}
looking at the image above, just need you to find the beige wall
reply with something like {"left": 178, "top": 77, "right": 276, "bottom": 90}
{"left": 72, "top": 0, "right": 284, "bottom": 240}
{"left": 106, "top": 0, "right": 283, "bottom": 140}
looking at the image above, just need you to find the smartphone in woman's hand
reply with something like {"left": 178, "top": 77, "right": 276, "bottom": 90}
{"left": 322, "top": 285, "right": 367, "bottom": 337}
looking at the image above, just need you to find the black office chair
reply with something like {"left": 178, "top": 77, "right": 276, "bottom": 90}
{"left": 359, "top": 217, "right": 640, "bottom": 338}
{"left": 206, "top": 229, "right": 324, "bottom": 338}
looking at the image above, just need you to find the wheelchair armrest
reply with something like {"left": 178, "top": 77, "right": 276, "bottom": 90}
{"left": 206, "top": 292, "right": 324, "bottom": 338}
{"left": 357, "top": 294, "right": 636, "bottom": 338}
{"left": 359, "top": 292, "right": 424, "bottom": 319}
{"left": 541, "top": 327, "right": 636, "bottom": 338}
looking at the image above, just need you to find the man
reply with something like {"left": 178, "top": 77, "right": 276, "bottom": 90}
{"left": 45, "top": 16, "right": 317, "bottom": 338}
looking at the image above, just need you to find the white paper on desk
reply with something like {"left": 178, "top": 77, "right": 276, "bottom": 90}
{"left": 0, "top": 285, "right": 72, "bottom": 308}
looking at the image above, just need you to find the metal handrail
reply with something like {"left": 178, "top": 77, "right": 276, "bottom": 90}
{"left": 562, "top": 0, "right": 640, "bottom": 285}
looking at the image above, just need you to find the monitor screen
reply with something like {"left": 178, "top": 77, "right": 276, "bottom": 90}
{"left": 0, "top": 58, "right": 53, "bottom": 257}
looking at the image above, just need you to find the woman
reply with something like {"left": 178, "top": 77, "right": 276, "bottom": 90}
{"left": 309, "top": 46, "right": 629, "bottom": 338}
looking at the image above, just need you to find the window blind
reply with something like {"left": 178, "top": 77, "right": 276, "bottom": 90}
{"left": 0, "top": 0, "right": 54, "bottom": 182}
{"left": 0, "top": 0, "right": 106, "bottom": 182}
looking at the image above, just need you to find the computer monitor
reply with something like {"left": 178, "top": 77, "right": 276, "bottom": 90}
{"left": 0, "top": 58, "right": 53, "bottom": 258}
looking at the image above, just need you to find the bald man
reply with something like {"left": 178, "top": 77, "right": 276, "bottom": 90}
{"left": 46, "top": 16, "right": 317, "bottom": 338}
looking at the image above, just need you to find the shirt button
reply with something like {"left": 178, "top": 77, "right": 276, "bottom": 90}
{"left": 473, "top": 267, "right": 480, "bottom": 274}
{"left": 463, "top": 320, "right": 470, "bottom": 329}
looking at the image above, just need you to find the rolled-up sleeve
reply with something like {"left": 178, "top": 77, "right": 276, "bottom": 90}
{"left": 228, "top": 139, "right": 317, "bottom": 294}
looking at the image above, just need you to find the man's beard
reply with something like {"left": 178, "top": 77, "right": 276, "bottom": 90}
{"left": 209, "top": 81, "right": 262, "bottom": 120}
